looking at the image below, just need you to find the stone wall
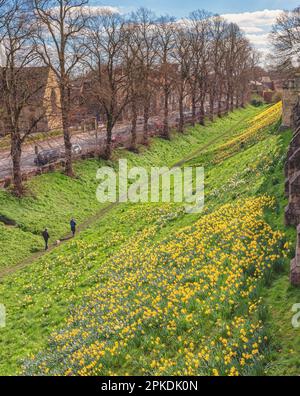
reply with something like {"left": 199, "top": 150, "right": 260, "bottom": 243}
{"left": 282, "top": 73, "right": 300, "bottom": 128}
{"left": 43, "top": 69, "right": 63, "bottom": 131}
{"left": 0, "top": 68, "right": 62, "bottom": 135}
{"left": 291, "top": 225, "right": 300, "bottom": 286}
{"left": 285, "top": 92, "right": 300, "bottom": 286}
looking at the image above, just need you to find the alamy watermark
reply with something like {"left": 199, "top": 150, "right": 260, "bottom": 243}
{"left": 0, "top": 304, "right": 5, "bottom": 328}
{"left": 96, "top": 159, "right": 205, "bottom": 214}
{"left": 292, "top": 304, "right": 300, "bottom": 329}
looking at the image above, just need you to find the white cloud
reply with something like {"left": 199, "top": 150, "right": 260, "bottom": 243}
{"left": 222, "top": 9, "right": 283, "bottom": 54}
{"left": 85, "top": 6, "right": 120, "bottom": 15}
{"left": 245, "top": 33, "right": 270, "bottom": 46}
{"left": 222, "top": 9, "right": 282, "bottom": 27}
{"left": 241, "top": 26, "right": 264, "bottom": 34}
{"left": 56, "top": 5, "right": 121, "bottom": 16}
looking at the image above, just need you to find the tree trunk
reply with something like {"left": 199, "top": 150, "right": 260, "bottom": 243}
{"left": 61, "top": 87, "right": 73, "bottom": 176}
{"left": 143, "top": 101, "right": 150, "bottom": 146}
{"left": 217, "top": 88, "right": 223, "bottom": 118}
{"left": 209, "top": 86, "right": 215, "bottom": 122}
{"left": 163, "top": 86, "right": 170, "bottom": 139}
{"left": 191, "top": 93, "right": 196, "bottom": 126}
{"left": 178, "top": 91, "right": 184, "bottom": 133}
{"left": 230, "top": 91, "right": 234, "bottom": 112}
{"left": 199, "top": 96, "right": 205, "bottom": 126}
{"left": 130, "top": 99, "right": 138, "bottom": 152}
{"left": 236, "top": 90, "right": 239, "bottom": 109}
{"left": 104, "top": 117, "right": 113, "bottom": 160}
{"left": 225, "top": 86, "right": 230, "bottom": 114}
{"left": 241, "top": 90, "right": 245, "bottom": 108}
{"left": 11, "top": 131, "right": 23, "bottom": 196}
{"left": 209, "top": 77, "right": 216, "bottom": 121}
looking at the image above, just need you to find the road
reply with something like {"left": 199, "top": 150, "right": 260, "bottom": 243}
{"left": 0, "top": 113, "right": 180, "bottom": 180}
{"left": 0, "top": 128, "right": 103, "bottom": 180}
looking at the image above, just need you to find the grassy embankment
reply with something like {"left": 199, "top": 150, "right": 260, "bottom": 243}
{"left": 0, "top": 105, "right": 263, "bottom": 270}
{"left": 0, "top": 102, "right": 299, "bottom": 376}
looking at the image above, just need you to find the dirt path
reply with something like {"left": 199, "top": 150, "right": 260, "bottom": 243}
{"left": 0, "top": 202, "right": 117, "bottom": 279}
{"left": 0, "top": 111, "right": 256, "bottom": 280}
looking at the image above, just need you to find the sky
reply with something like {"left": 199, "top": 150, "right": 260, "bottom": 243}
{"left": 92, "top": 0, "right": 300, "bottom": 57}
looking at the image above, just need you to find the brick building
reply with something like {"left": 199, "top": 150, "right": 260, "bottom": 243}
{"left": 0, "top": 66, "right": 62, "bottom": 136}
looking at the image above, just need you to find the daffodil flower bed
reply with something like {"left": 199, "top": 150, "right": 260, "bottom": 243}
{"left": 23, "top": 196, "right": 286, "bottom": 376}
{"left": 250, "top": 103, "right": 282, "bottom": 125}
{"left": 0, "top": 103, "right": 293, "bottom": 376}
{"left": 212, "top": 102, "right": 282, "bottom": 164}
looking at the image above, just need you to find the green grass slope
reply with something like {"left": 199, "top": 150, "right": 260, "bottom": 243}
{"left": 0, "top": 105, "right": 264, "bottom": 271}
{"left": 0, "top": 103, "right": 299, "bottom": 376}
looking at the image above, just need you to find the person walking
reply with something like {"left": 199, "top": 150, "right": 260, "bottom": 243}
{"left": 70, "top": 218, "right": 77, "bottom": 237}
{"left": 42, "top": 228, "right": 50, "bottom": 251}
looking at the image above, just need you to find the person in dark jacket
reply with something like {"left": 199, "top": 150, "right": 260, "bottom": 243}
{"left": 70, "top": 218, "right": 77, "bottom": 237}
{"left": 42, "top": 228, "right": 50, "bottom": 251}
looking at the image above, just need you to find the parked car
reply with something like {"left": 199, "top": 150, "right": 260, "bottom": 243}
{"left": 34, "top": 149, "right": 61, "bottom": 166}
{"left": 72, "top": 143, "right": 82, "bottom": 155}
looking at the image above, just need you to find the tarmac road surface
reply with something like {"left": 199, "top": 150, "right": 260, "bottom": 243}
{"left": 0, "top": 113, "right": 181, "bottom": 180}
{"left": 0, "top": 108, "right": 211, "bottom": 180}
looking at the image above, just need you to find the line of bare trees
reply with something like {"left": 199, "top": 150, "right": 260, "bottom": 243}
{"left": 84, "top": 8, "right": 255, "bottom": 153}
{"left": 0, "top": 0, "right": 256, "bottom": 196}
{"left": 270, "top": 7, "right": 300, "bottom": 73}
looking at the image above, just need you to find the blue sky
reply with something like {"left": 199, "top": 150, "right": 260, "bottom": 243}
{"left": 91, "top": 0, "right": 299, "bottom": 17}
{"left": 91, "top": 1, "right": 300, "bottom": 56}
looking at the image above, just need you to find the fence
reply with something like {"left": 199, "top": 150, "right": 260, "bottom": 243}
{"left": 0, "top": 107, "right": 229, "bottom": 188}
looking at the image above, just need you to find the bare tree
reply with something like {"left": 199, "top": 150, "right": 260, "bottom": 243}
{"left": 234, "top": 38, "right": 253, "bottom": 108}
{"left": 131, "top": 8, "right": 158, "bottom": 145}
{"left": 208, "top": 16, "right": 227, "bottom": 120}
{"left": 188, "top": 10, "right": 212, "bottom": 126}
{"left": 232, "top": 24, "right": 253, "bottom": 110}
{"left": 124, "top": 21, "right": 143, "bottom": 152}
{"left": 0, "top": 0, "right": 46, "bottom": 195}
{"left": 156, "top": 16, "right": 176, "bottom": 139}
{"left": 270, "top": 7, "right": 300, "bottom": 71}
{"left": 33, "top": 0, "right": 89, "bottom": 176}
{"left": 84, "top": 10, "right": 130, "bottom": 159}
{"left": 173, "top": 23, "right": 192, "bottom": 132}
{"left": 224, "top": 23, "right": 241, "bottom": 112}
